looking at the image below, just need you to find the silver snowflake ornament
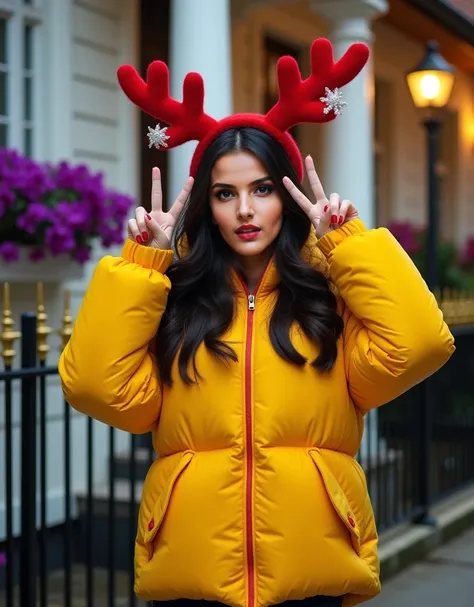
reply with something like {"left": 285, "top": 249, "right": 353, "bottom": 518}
{"left": 147, "top": 123, "right": 170, "bottom": 149}
{"left": 320, "top": 87, "right": 347, "bottom": 116}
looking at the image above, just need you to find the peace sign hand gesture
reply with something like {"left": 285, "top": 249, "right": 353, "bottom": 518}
{"left": 283, "top": 155, "right": 359, "bottom": 240}
{"left": 128, "top": 167, "right": 194, "bottom": 250}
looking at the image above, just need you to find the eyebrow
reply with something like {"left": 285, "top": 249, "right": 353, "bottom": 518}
{"left": 212, "top": 176, "right": 272, "bottom": 189}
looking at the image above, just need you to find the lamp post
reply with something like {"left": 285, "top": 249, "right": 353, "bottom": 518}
{"left": 406, "top": 40, "right": 455, "bottom": 290}
{"left": 406, "top": 41, "right": 455, "bottom": 526}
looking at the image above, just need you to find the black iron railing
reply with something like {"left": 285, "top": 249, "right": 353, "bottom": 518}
{"left": 1, "top": 311, "right": 473, "bottom": 607}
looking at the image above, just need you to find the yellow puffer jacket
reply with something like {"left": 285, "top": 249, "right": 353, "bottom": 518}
{"left": 59, "top": 219, "right": 454, "bottom": 607}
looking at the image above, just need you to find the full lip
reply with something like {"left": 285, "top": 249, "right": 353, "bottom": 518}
{"left": 235, "top": 224, "right": 261, "bottom": 234}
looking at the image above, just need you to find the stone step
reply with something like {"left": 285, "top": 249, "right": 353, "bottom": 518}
{"left": 76, "top": 479, "right": 144, "bottom": 518}
{"left": 112, "top": 448, "right": 156, "bottom": 483}
{"left": 74, "top": 483, "right": 143, "bottom": 572}
{"left": 0, "top": 565, "right": 148, "bottom": 607}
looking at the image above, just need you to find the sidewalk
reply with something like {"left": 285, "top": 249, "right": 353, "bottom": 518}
{"left": 370, "top": 527, "right": 474, "bottom": 606}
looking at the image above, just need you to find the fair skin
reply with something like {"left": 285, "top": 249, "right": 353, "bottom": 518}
{"left": 209, "top": 151, "right": 283, "bottom": 292}
{"left": 282, "top": 155, "right": 359, "bottom": 235}
{"left": 128, "top": 154, "right": 359, "bottom": 289}
{"left": 127, "top": 168, "right": 194, "bottom": 250}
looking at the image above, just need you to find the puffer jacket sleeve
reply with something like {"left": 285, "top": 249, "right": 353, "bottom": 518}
{"left": 316, "top": 218, "right": 455, "bottom": 411}
{"left": 58, "top": 239, "right": 174, "bottom": 434}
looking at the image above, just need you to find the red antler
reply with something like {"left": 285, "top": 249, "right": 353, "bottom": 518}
{"left": 117, "top": 61, "right": 218, "bottom": 147}
{"left": 265, "top": 38, "right": 370, "bottom": 132}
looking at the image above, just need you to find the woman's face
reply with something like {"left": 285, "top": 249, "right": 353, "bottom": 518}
{"left": 209, "top": 151, "right": 283, "bottom": 261}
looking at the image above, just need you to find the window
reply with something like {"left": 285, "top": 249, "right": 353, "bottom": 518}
{"left": 140, "top": 0, "right": 170, "bottom": 211}
{"left": 23, "top": 22, "right": 34, "bottom": 155}
{"left": 0, "top": 17, "right": 7, "bottom": 146}
{"left": 0, "top": 0, "right": 42, "bottom": 155}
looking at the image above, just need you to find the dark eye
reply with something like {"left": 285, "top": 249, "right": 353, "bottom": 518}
{"left": 255, "top": 184, "right": 273, "bottom": 196}
{"left": 216, "top": 189, "right": 234, "bottom": 201}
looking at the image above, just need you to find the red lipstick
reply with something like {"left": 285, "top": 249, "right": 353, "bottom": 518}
{"left": 235, "top": 224, "right": 261, "bottom": 241}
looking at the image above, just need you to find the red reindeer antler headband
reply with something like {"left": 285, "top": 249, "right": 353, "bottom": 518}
{"left": 117, "top": 38, "right": 370, "bottom": 181}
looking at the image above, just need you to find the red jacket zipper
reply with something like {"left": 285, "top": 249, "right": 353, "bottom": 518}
{"left": 236, "top": 264, "right": 271, "bottom": 607}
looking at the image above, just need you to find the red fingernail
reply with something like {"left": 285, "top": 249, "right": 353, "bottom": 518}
{"left": 136, "top": 235, "right": 143, "bottom": 244}
{"left": 145, "top": 214, "right": 151, "bottom": 220}
{"left": 338, "top": 215, "right": 344, "bottom": 224}
{"left": 324, "top": 205, "right": 329, "bottom": 212}
{"left": 331, "top": 215, "right": 337, "bottom": 224}
{"left": 142, "top": 232, "right": 149, "bottom": 241}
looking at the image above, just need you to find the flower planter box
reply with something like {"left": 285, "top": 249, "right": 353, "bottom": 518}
{"left": 0, "top": 248, "right": 85, "bottom": 283}
{"left": 0, "top": 149, "right": 134, "bottom": 285}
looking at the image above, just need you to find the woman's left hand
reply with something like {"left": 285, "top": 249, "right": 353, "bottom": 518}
{"left": 283, "top": 155, "right": 359, "bottom": 239}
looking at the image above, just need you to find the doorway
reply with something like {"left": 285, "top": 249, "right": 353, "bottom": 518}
{"left": 136, "top": 0, "right": 170, "bottom": 451}
{"left": 262, "top": 36, "right": 301, "bottom": 145}
{"left": 139, "top": 0, "right": 170, "bottom": 210}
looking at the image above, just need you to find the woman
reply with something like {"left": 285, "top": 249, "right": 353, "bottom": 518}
{"left": 59, "top": 39, "right": 454, "bottom": 607}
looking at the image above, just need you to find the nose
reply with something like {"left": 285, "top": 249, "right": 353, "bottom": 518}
{"left": 236, "top": 193, "right": 254, "bottom": 219}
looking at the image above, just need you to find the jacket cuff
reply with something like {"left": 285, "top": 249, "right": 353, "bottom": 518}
{"left": 121, "top": 239, "right": 174, "bottom": 272}
{"left": 316, "top": 218, "right": 367, "bottom": 257}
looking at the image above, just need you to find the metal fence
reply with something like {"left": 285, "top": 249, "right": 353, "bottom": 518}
{"left": 1, "top": 286, "right": 474, "bottom": 607}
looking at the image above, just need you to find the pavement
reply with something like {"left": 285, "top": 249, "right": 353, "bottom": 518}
{"left": 2, "top": 523, "right": 473, "bottom": 607}
{"left": 370, "top": 527, "right": 474, "bottom": 606}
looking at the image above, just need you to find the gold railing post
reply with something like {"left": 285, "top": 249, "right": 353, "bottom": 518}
{"left": 440, "top": 288, "right": 474, "bottom": 327}
{"left": 58, "top": 289, "right": 73, "bottom": 351}
{"left": 36, "top": 282, "right": 52, "bottom": 363}
{"left": 0, "top": 283, "right": 21, "bottom": 368}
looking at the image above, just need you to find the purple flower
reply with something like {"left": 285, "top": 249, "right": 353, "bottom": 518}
{"left": 72, "top": 245, "right": 91, "bottom": 263}
{"left": 0, "top": 151, "right": 53, "bottom": 200}
{"left": 21, "top": 167, "right": 55, "bottom": 200}
{"left": 108, "top": 193, "right": 134, "bottom": 222}
{"left": 0, "top": 148, "right": 135, "bottom": 264}
{"left": 459, "top": 237, "right": 474, "bottom": 265}
{"left": 0, "top": 182, "right": 15, "bottom": 217}
{"left": 100, "top": 225, "right": 126, "bottom": 248}
{"left": 387, "top": 221, "right": 421, "bottom": 254}
{"left": 0, "top": 242, "right": 20, "bottom": 263}
{"left": 16, "top": 202, "right": 53, "bottom": 233}
{"left": 56, "top": 201, "right": 89, "bottom": 229}
{"left": 45, "top": 224, "right": 75, "bottom": 256}
{"left": 465, "top": 238, "right": 474, "bottom": 261}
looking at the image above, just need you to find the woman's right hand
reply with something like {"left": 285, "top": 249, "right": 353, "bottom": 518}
{"left": 128, "top": 167, "right": 194, "bottom": 250}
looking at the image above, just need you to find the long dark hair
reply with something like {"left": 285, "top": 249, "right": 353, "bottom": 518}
{"left": 156, "top": 128, "right": 343, "bottom": 385}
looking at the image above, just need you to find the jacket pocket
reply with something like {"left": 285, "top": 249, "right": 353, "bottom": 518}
{"left": 308, "top": 448, "right": 361, "bottom": 555}
{"left": 142, "top": 450, "right": 195, "bottom": 559}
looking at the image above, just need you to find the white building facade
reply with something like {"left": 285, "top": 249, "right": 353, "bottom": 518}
{"left": 1, "top": 0, "right": 473, "bottom": 536}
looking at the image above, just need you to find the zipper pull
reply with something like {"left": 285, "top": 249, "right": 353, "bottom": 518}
{"left": 248, "top": 294, "right": 255, "bottom": 311}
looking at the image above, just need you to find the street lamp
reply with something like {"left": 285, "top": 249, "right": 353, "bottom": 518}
{"left": 406, "top": 40, "right": 455, "bottom": 290}
{"left": 406, "top": 41, "right": 455, "bottom": 527}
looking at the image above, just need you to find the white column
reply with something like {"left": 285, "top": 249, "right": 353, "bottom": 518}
{"left": 312, "top": 1, "right": 388, "bottom": 469}
{"left": 41, "top": 0, "right": 72, "bottom": 162}
{"left": 311, "top": 0, "right": 388, "bottom": 229}
{"left": 168, "top": 0, "right": 233, "bottom": 206}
